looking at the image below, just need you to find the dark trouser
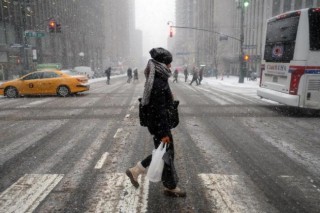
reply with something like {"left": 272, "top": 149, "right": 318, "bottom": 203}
{"left": 127, "top": 76, "right": 132, "bottom": 83}
{"left": 190, "top": 77, "right": 199, "bottom": 85}
{"left": 199, "top": 77, "right": 202, "bottom": 84}
{"left": 141, "top": 132, "right": 177, "bottom": 189}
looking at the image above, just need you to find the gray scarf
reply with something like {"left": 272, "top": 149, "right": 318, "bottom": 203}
{"left": 141, "top": 59, "right": 171, "bottom": 106}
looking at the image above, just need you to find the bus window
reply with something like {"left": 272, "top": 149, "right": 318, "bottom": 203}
{"left": 309, "top": 8, "right": 320, "bottom": 50}
{"left": 264, "top": 13, "right": 300, "bottom": 63}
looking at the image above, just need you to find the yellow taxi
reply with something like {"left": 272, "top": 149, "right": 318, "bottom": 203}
{"left": 0, "top": 70, "right": 90, "bottom": 98}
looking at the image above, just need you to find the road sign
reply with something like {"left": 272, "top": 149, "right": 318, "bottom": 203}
{"left": 10, "top": 43, "right": 23, "bottom": 48}
{"left": 176, "top": 52, "right": 195, "bottom": 56}
{"left": 242, "top": 45, "right": 257, "bottom": 49}
{"left": 219, "top": 35, "right": 228, "bottom": 41}
{"left": 24, "top": 31, "right": 46, "bottom": 38}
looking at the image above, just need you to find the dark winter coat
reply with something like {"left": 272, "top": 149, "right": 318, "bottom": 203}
{"left": 127, "top": 68, "right": 132, "bottom": 77}
{"left": 147, "top": 71, "right": 173, "bottom": 138}
{"left": 173, "top": 70, "right": 178, "bottom": 78}
{"left": 105, "top": 67, "right": 111, "bottom": 77}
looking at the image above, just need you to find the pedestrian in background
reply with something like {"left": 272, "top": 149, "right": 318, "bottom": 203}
{"left": 184, "top": 66, "right": 189, "bottom": 82}
{"left": 198, "top": 67, "right": 204, "bottom": 85}
{"left": 189, "top": 66, "right": 199, "bottom": 86}
{"left": 126, "top": 47, "right": 186, "bottom": 197}
{"left": 105, "top": 66, "right": 111, "bottom": 84}
{"left": 133, "top": 68, "right": 139, "bottom": 82}
{"left": 173, "top": 68, "right": 178, "bottom": 83}
{"left": 127, "top": 67, "right": 133, "bottom": 83}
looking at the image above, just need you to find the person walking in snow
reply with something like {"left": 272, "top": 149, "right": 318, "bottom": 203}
{"left": 198, "top": 67, "right": 204, "bottom": 85}
{"left": 127, "top": 67, "right": 133, "bottom": 83}
{"left": 105, "top": 66, "right": 111, "bottom": 84}
{"left": 184, "top": 66, "right": 189, "bottom": 82}
{"left": 189, "top": 66, "right": 199, "bottom": 86}
{"left": 133, "top": 68, "right": 139, "bottom": 82}
{"left": 173, "top": 68, "right": 178, "bottom": 83}
{"left": 126, "top": 47, "right": 186, "bottom": 197}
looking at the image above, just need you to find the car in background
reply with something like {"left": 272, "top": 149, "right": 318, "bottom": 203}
{"left": 73, "top": 66, "right": 94, "bottom": 78}
{"left": 61, "top": 69, "right": 81, "bottom": 76}
{"left": 111, "top": 66, "right": 124, "bottom": 75}
{"left": 0, "top": 70, "right": 89, "bottom": 98}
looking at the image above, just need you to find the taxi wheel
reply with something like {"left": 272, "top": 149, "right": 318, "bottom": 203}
{"left": 57, "top": 86, "right": 70, "bottom": 97}
{"left": 5, "top": 86, "right": 19, "bottom": 98}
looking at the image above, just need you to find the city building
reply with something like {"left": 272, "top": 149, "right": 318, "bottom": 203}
{"left": 0, "top": 0, "right": 141, "bottom": 80}
{"left": 174, "top": 0, "right": 320, "bottom": 78}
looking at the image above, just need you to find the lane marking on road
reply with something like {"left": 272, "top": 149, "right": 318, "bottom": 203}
{"left": 0, "top": 120, "right": 68, "bottom": 167}
{"left": 17, "top": 99, "right": 53, "bottom": 108}
{"left": 94, "top": 152, "right": 109, "bottom": 169}
{"left": 279, "top": 175, "right": 320, "bottom": 198}
{"left": 204, "top": 86, "right": 259, "bottom": 104}
{"left": 113, "top": 128, "right": 123, "bottom": 138}
{"left": 184, "top": 85, "right": 198, "bottom": 92}
{"left": 88, "top": 173, "right": 148, "bottom": 212}
{"left": 197, "top": 87, "right": 239, "bottom": 105}
{"left": 0, "top": 174, "right": 63, "bottom": 212}
{"left": 199, "top": 174, "right": 264, "bottom": 213}
{"left": 197, "top": 87, "right": 210, "bottom": 92}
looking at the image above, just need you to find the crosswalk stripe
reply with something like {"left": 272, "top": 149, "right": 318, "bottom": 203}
{"left": 198, "top": 173, "right": 263, "bottom": 213}
{"left": 87, "top": 173, "right": 149, "bottom": 213}
{"left": 113, "top": 128, "right": 123, "bottom": 138}
{"left": 17, "top": 99, "right": 53, "bottom": 108}
{"left": 0, "top": 174, "right": 63, "bottom": 212}
{"left": 95, "top": 152, "right": 109, "bottom": 169}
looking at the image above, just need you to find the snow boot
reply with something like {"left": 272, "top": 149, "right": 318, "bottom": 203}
{"left": 164, "top": 187, "right": 187, "bottom": 197}
{"left": 126, "top": 162, "right": 145, "bottom": 188}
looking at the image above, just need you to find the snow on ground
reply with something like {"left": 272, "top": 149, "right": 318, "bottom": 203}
{"left": 201, "top": 75, "right": 259, "bottom": 92}
{"left": 88, "top": 74, "right": 126, "bottom": 84}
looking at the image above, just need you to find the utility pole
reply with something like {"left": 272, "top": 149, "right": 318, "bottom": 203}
{"left": 238, "top": 0, "right": 245, "bottom": 83}
{"left": 238, "top": 0, "right": 250, "bottom": 83}
{"left": 20, "top": 0, "right": 29, "bottom": 73}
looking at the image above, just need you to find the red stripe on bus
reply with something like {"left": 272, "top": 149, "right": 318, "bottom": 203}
{"left": 289, "top": 65, "right": 320, "bottom": 69}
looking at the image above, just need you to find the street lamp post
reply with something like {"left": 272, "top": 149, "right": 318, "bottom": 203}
{"left": 238, "top": 0, "right": 245, "bottom": 83}
{"left": 18, "top": 0, "right": 29, "bottom": 74}
{"left": 79, "top": 52, "right": 85, "bottom": 65}
{"left": 0, "top": 64, "right": 4, "bottom": 81}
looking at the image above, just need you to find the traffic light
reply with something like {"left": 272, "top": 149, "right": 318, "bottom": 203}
{"left": 169, "top": 26, "right": 173, "bottom": 38}
{"left": 48, "top": 19, "right": 62, "bottom": 33}
{"left": 243, "top": 54, "right": 250, "bottom": 62}
{"left": 48, "top": 19, "right": 56, "bottom": 33}
{"left": 244, "top": 0, "right": 250, "bottom": 7}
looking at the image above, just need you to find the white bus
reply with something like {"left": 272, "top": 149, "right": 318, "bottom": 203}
{"left": 257, "top": 8, "right": 320, "bottom": 109}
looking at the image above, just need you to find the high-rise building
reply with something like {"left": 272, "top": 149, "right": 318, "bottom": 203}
{"left": 0, "top": 0, "right": 140, "bottom": 79}
{"left": 175, "top": 0, "right": 320, "bottom": 77}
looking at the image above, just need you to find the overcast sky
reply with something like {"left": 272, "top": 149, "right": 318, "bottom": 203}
{"left": 135, "top": 0, "right": 175, "bottom": 57}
